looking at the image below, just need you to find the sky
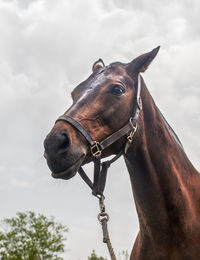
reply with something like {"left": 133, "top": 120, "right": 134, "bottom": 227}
{"left": 0, "top": 0, "right": 200, "bottom": 259}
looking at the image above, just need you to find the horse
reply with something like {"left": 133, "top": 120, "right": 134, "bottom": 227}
{"left": 44, "top": 47, "right": 200, "bottom": 259}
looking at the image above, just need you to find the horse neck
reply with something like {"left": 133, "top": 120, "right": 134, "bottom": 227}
{"left": 124, "top": 79, "right": 200, "bottom": 240}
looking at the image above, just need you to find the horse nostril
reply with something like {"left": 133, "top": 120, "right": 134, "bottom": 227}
{"left": 59, "top": 131, "right": 71, "bottom": 150}
{"left": 44, "top": 130, "right": 71, "bottom": 155}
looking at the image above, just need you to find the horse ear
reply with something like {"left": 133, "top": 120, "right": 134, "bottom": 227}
{"left": 92, "top": 58, "right": 105, "bottom": 72}
{"left": 127, "top": 46, "right": 160, "bottom": 74}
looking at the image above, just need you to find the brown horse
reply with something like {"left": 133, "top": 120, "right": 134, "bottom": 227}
{"left": 44, "top": 47, "right": 200, "bottom": 259}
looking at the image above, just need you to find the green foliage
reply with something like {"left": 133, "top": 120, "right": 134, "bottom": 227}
{"left": 88, "top": 249, "right": 107, "bottom": 260}
{"left": 0, "top": 211, "right": 68, "bottom": 260}
{"left": 88, "top": 249, "right": 129, "bottom": 260}
{"left": 118, "top": 250, "right": 129, "bottom": 260}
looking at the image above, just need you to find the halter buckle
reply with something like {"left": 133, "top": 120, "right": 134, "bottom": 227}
{"left": 127, "top": 131, "right": 135, "bottom": 143}
{"left": 127, "top": 118, "right": 137, "bottom": 143}
{"left": 91, "top": 141, "right": 102, "bottom": 158}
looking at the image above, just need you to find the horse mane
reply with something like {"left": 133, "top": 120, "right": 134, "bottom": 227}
{"left": 157, "top": 106, "right": 184, "bottom": 151}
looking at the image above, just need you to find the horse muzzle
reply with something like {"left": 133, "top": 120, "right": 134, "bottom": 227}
{"left": 44, "top": 129, "right": 86, "bottom": 180}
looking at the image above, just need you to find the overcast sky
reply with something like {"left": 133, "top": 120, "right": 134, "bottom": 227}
{"left": 0, "top": 0, "right": 200, "bottom": 259}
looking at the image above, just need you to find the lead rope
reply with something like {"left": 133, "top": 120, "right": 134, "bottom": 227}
{"left": 98, "top": 195, "right": 117, "bottom": 260}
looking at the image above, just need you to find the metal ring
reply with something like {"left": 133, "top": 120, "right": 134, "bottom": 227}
{"left": 91, "top": 141, "right": 102, "bottom": 158}
{"left": 98, "top": 212, "right": 110, "bottom": 222}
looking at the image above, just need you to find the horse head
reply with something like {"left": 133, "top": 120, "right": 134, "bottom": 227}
{"left": 44, "top": 47, "right": 160, "bottom": 180}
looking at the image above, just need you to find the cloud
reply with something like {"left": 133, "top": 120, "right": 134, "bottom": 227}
{"left": 0, "top": 0, "right": 200, "bottom": 258}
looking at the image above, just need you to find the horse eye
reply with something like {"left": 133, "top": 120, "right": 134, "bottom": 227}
{"left": 110, "top": 84, "right": 125, "bottom": 96}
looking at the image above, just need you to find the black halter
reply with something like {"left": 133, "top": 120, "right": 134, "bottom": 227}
{"left": 56, "top": 75, "right": 142, "bottom": 196}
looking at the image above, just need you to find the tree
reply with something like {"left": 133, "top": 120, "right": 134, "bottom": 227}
{"left": 88, "top": 250, "right": 107, "bottom": 260}
{"left": 0, "top": 211, "right": 68, "bottom": 260}
{"left": 118, "top": 250, "right": 129, "bottom": 260}
{"left": 88, "top": 249, "right": 129, "bottom": 260}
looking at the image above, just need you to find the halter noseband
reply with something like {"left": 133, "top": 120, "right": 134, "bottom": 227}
{"left": 55, "top": 74, "right": 142, "bottom": 196}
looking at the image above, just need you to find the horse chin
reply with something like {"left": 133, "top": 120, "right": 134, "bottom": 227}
{"left": 51, "top": 156, "right": 84, "bottom": 180}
